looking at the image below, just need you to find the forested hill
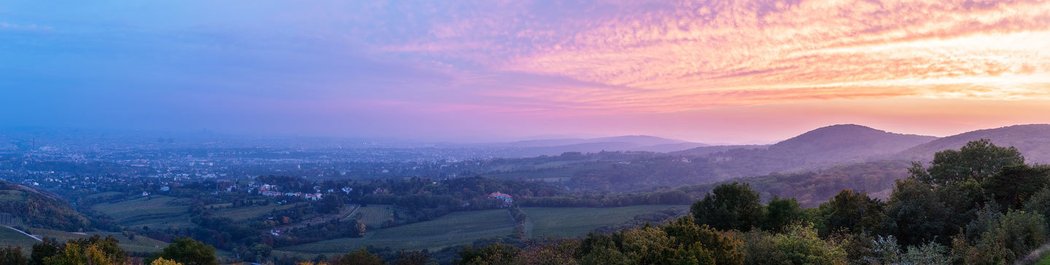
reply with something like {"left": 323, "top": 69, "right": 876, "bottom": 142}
{"left": 768, "top": 124, "right": 936, "bottom": 163}
{"left": 0, "top": 181, "right": 89, "bottom": 231}
{"left": 901, "top": 124, "right": 1050, "bottom": 164}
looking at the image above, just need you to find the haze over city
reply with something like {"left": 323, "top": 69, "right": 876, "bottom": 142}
{"left": 3, "top": 0, "right": 1048, "bottom": 143}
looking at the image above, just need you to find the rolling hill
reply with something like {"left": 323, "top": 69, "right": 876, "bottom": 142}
{"left": 901, "top": 124, "right": 1050, "bottom": 164}
{"left": 766, "top": 124, "right": 936, "bottom": 163}
{"left": 670, "top": 125, "right": 936, "bottom": 179}
{"left": 0, "top": 181, "right": 90, "bottom": 231}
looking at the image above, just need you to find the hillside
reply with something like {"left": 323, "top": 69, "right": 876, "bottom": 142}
{"left": 681, "top": 160, "right": 913, "bottom": 207}
{"left": 901, "top": 124, "right": 1050, "bottom": 164}
{"left": 0, "top": 181, "right": 90, "bottom": 231}
{"left": 668, "top": 125, "right": 936, "bottom": 180}
{"left": 767, "top": 124, "right": 936, "bottom": 163}
{"left": 488, "top": 135, "right": 705, "bottom": 156}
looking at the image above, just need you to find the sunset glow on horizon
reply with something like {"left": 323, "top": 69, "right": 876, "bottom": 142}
{"left": 2, "top": 0, "right": 1049, "bottom": 143}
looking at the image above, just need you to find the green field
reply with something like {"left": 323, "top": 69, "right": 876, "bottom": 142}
{"left": 281, "top": 205, "right": 688, "bottom": 255}
{"left": 31, "top": 228, "right": 169, "bottom": 254}
{"left": 0, "top": 226, "right": 39, "bottom": 253}
{"left": 0, "top": 227, "right": 168, "bottom": 255}
{"left": 213, "top": 203, "right": 302, "bottom": 221}
{"left": 523, "top": 205, "right": 689, "bottom": 238}
{"left": 354, "top": 204, "right": 396, "bottom": 227}
{"left": 82, "top": 191, "right": 125, "bottom": 201}
{"left": 91, "top": 196, "right": 194, "bottom": 229}
{"left": 1039, "top": 254, "right": 1050, "bottom": 265}
{"left": 0, "top": 190, "right": 25, "bottom": 203}
{"left": 282, "top": 209, "right": 515, "bottom": 254}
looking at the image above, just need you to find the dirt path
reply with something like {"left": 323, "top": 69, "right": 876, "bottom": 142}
{"left": 3, "top": 225, "right": 42, "bottom": 242}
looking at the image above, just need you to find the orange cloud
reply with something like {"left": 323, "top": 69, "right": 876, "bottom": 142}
{"left": 373, "top": 0, "right": 1049, "bottom": 113}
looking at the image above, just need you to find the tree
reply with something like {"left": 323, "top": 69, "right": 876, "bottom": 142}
{"left": 900, "top": 242, "right": 950, "bottom": 265}
{"left": 30, "top": 238, "right": 60, "bottom": 265}
{"left": 936, "top": 178, "right": 987, "bottom": 231}
{"left": 1024, "top": 187, "right": 1050, "bottom": 229}
{"left": 0, "top": 246, "right": 27, "bottom": 265}
{"left": 44, "top": 236, "right": 128, "bottom": 265}
{"left": 577, "top": 218, "right": 745, "bottom": 265}
{"left": 458, "top": 244, "right": 518, "bottom": 265}
{"left": 662, "top": 218, "right": 745, "bottom": 265}
{"left": 391, "top": 250, "right": 430, "bottom": 265}
{"left": 513, "top": 240, "right": 578, "bottom": 265}
{"left": 743, "top": 224, "right": 848, "bottom": 265}
{"left": 618, "top": 226, "right": 706, "bottom": 265}
{"left": 916, "top": 139, "right": 1025, "bottom": 186}
{"left": 333, "top": 249, "right": 385, "bottom": 265}
{"left": 966, "top": 211, "right": 1047, "bottom": 264}
{"left": 152, "top": 258, "right": 184, "bottom": 265}
{"left": 154, "top": 237, "right": 218, "bottom": 265}
{"left": 883, "top": 179, "right": 950, "bottom": 246}
{"left": 692, "top": 182, "right": 764, "bottom": 231}
{"left": 984, "top": 165, "right": 1050, "bottom": 209}
{"left": 763, "top": 197, "right": 805, "bottom": 232}
{"left": 818, "top": 190, "right": 885, "bottom": 235}
{"left": 964, "top": 204, "right": 1004, "bottom": 243}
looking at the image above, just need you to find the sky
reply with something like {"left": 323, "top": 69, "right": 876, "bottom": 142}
{"left": 1, "top": 0, "right": 1049, "bottom": 144}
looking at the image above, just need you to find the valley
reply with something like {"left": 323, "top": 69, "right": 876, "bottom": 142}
{"left": 3, "top": 124, "right": 1050, "bottom": 264}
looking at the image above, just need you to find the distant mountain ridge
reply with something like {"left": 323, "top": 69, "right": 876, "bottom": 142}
{"left": 504, "top": 135, "right": 695, "bottom": 148}
{"left": 901, "top": 124, "right": 1050, "bottom": 164}
{"left": 768, "top": 124, "right": 937, "bottom": 163}
{"left": 486, "top": 135, "right": 706, "bottom": 156}
{"left": 671, "top": 124, "right": 937, "bottom": 176}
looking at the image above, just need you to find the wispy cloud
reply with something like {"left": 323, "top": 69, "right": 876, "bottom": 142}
{"left": 4, "top": 0, "right": 1050, "bottom": 141}
{"left": 371, "top": 0, "right": 1050, "bottom": 113}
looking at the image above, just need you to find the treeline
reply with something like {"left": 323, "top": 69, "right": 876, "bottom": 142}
{"left": 516, "top": 190, "right": 693, "bottom": 207}
{"left": 679, "top": 160, "right": 911, "bottom": 207}
{"left": 0, "top": 236, "right": 218, "bottom": 265}
{"left": 326, "top": 139, "right": 1050, "bottom": 265}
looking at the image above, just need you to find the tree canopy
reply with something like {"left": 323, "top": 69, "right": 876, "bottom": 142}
{"left": 691, "top": 182, "right": 764, "bottom": 231}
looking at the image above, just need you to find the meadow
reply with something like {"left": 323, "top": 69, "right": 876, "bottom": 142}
{"left": 212, "top": 202, "right": 303, "bottom": 221}
{"left": 523, "top": 205, "right": 688, "bottom": 238}
{"left": 280, "top": 205, "right": 688, "bottom": 255}
{"left": 90, "top": 195, "right": 195, "bottom": 229}
{"left": 0, "top": 226, "right": 38, "bottom": 254}
{"left": 353, "top": 204, "right": 397, "bottom": 228}
{"left": 0, "top": 226, "right": 169, "bottom": 254}
{"left": 281, "top": 209, "right": 514, "bottom": 254}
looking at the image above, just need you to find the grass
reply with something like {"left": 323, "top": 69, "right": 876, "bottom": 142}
{"left": 280, "top": 205, "right": 688, "bottom": 255}
{"left": 213, "top": 203, "right": 302, "bottom": 221}
{"left": 0, "top": 190, "right": 25, "bottom": 203}
{"left": 82, "top": 191, "right": 125, "bottom": 201}
{"left": 1038, "top": 254, "right": 1050, "bottom": 265}
{"left": 354, "top": 204, "right": 396, "bottom": 228}
{"left": 0, "top": 227, "right": 168, "bottom": 255}
{"left": 30, "top": 228, "right": 169, "bottom": 254}
{"left": 523, "top": 205, "right": 689, "bottom": 238}
{"left": 0, "top": 226, "right": 39, "bottom": 254}
{"left": 91, "top": 196, "right": 195, "bottom": 229}
{"left": 281, "top": 209, "right": 515, "bottom": 254}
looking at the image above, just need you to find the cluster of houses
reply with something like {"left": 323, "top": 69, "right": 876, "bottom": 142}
{"left": 256, "top": 184, "right": 324, "bottom": 201}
